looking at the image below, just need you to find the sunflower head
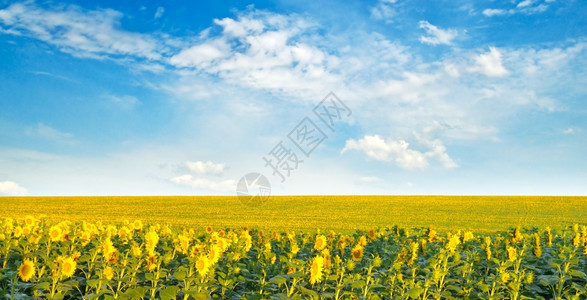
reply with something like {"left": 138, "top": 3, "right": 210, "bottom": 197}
{"left": 49, "top": 225, "right": 62, "bottom": 242}
{"left": 309, "top": 256, "right": 324, "bottom": 285}
{"left": 205, "top": 226, "right": 213, "bottom": 235}
{"left": 103, "top": 266, "right": 114, "bottom": 281}
{"left": 196, "top": 256, "right": 210, "bottom": 277}
{"left": 208, "top": 245, "right": 221, "bottom": 265}
{"left": 507, "top": 246, "right": 518, "bottom": 262}
{"left": 18, "top": 260, "right": 35, "bottom": 282}
{"left": 24, "top": 215, "right": 35, "bottom": 227}
{"left": 314, "top": 235, "right": 327, "bottom": 251}
{"left": 351, "top": 245, "right": 364, "bottom": 262}
{"left": 60, "top": 257, "right": 76, "bottom": 278}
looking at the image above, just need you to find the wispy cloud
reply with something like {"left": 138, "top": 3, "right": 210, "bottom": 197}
{"left": 483, "top": 0, "right": 550, "bottom": 17}
{"left": 154, "top": 7, "right": 164, "bottom": 19}
{"left": 185, "top": 161, "right": 226, "bottom": 175}
{"left": 29, "top": 71, "right": 77, "bottom": 82}
{"left": 104, "top": 94, "right": 141, "bottom": 109}
{"left": 418, "top": 21, "right": 458, "bottom": 46}
{"left": 0, "top": 2, "right": 168, "bottom": 60}
{"left": 370, "top": 0, "right": 398, "bottom": 22}
{"left": 0, "top": 181, "right": 28, "bottom": 196}
{"left": 25, "top": 123, "right": 75, "bottom": 143}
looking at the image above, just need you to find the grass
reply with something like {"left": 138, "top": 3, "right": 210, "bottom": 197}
{"left": 1, "top": 195, "right": 585, "bottom": 233}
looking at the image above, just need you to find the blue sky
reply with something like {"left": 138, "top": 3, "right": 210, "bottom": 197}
{"left": 0, "top": 0, "right": 585, "bottom": 196}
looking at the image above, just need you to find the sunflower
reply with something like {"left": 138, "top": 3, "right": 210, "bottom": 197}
{"left": 131, "top": 242, "right": 142, "bottom": 257}
{"left": 208, "top": 245, "right": 221, "bottom": 265}
{"left": 351, "top": 245, "right": 364, "bottom": 262}
{"left": 178, "top": 234, "right": 190, "bottom": 255}
{"left": 321, "top": 248, "right": 331, "bottom": 269}
{"left": 13, "top": 226, "right": 23, "bottom": 238}
{"left": 22, "top": 226, "right": 31, "bottom": 236}
{"left": 196, "top": 256, "right": 210, "bottom": 277}
{"left": 102, "top": 238, "right": 117, "bottom": 260}
{"left": 314, "top": 235, "right": 327, "bottom": 251}
{"left": 205, "top": 226, "right": 213, "bottom": 235}
{"left": 49, "top": 225, "right": 62, "bottom": 242}
{"left": 146, "top": 255, "right": 157, "bottom": 271}
{"left": 132, "top": 220, "right": 143, "bottom": 231}
{"left": 60, "top": 257, "right": 76, "bottom": 278}
{"left": 145, "top": 230, "right": 159, "bottom": 255}
{"left": 309, "top": 256, "right": 324, "bottom": 285}
{"left": 287, "top": 231, "right": 296, "bottom": 242}
{"left": 118, "top": 226, "right": 131, "bottom": 239}
{"left": 103, "top": 266, "right": 114, "bottom": 281}
{"left": 368, "top": 229, "right": 376, "bottom": 240}
{"left": 337, "top": 239, "right": 346, "bottom": 255}
{"left": 446, "top": 235, "right": 460, "bottom": 253}
{"left": 507, "top": 246, "right": 518, "bottom": 262}
{"left": 358, "top": 236, "right": 368, "bottom": 247}
{"left": 24, "top": 215, "right": 35, "bottom": 227}
{"left": 18, "top": 259, "right": 35, "bottom": 282}
{"left": 463, "top": 232, "right": 474, "bottom": 243}
{"left": 216, "top": 237, "right": 228, "bottom": 252}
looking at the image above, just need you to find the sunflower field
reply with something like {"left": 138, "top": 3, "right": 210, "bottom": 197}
{"left": 1, "top": 216, "right": 586, "bottom": 299}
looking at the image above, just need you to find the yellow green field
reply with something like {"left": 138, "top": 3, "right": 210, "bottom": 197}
{"left": 1, "top": 196, "right": 585, "bottom": 233}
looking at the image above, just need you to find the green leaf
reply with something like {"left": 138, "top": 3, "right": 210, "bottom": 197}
{"left": 159, "top": 286, "right": 180, "bottom": 300}
{"left": 327, "top": 274, "right": 339, "bottom": 281}
{"left": 478, "top": 283, "right": 490, "bottom": 293}
{"left": 248, "top": 294, "right": 263, "bottom": 300}
{"left": 298, "top": 286, "right": 319, "bottom": 298}
{"left": 173, "top": 267, "right": 187, "bottom": 280}
{"left": 86, "top": 279, "right": 100, "bottom": 289}
{"left": 351, "top": 280, "right": 366, "bottom": 289}
{"left": 407, "top": 286, "right": 424, "bottom": 299}
{"left": 288, "top": 272, "right": 305, "bottom": 279}
{"left": 35, "top": 282, "right": 50, "bottom": 291}
{"left": 568, "top": 270, "right": 586, "bottom": 279}
{"left": 270, "top": 275, "right": 287, "bottom": 285}
{"left": 537, "top": 275, "right": 558, "bottom": 286}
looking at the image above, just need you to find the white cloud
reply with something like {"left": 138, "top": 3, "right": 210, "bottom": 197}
{"left": 166, "top": 11, "right": 341, "bottom": 101}
{"left": 25, "top": 123, "right": 75, "bottom": 142}
{"left": 0, "top": 2, "right": 166, "bottom": 60}
{"left": 154, "top": 7, "right": 164, "bottom": 19}
{"left": 341, "top": 135, "right": 457, "bottom": 170}
{"left": 418, "top": 21, "right": 458, "bottom": 46}
{"left": 169, "top": 39, "right": 229, "bottom": 68}
{"left": 482, "top": 9, "right": 508, "bottom": 17}
{"left": 186, "top": 161, "right": 226, "bottom": 175}
{"left": 370, "top": 0, "right": 397, "bottom": 22}
{"left": 517, "top": 0, "right": 533, "bottom": 9}
{"left": 0, "top": 181, "right": 28, "bottom": 196}
{"left": 357, "top": 176, "right": 383, "bottom": 184}
{"left": 469, "top": 47, "right": 509, "bottom": 77}
{"left": 563, "top": 128, "right": 575, "bottom": 135}
{"left": 171, "top": 175, "right": 235, "bottom": 192}
{"left": 483, "top": 0, "right": 550, "bottom": 17}
{"left": 105, "top": 94, "right": 141, "bottom": 109}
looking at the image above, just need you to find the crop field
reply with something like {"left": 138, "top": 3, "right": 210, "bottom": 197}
{"left": 0, "top": 196, "right": 585, "bottom": 233}
{"left": 0, "top": 196, "right": 586, "bottom": 299}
